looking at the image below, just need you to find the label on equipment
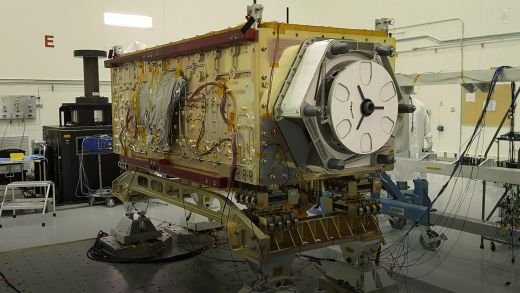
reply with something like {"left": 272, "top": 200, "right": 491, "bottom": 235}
{"left": 389, "top": 206, "right": 405, "bottom": 217}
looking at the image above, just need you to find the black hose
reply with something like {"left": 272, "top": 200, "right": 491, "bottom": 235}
{"left": 484, "top": 82, "right": 520, "bottom": 158}
{"left": 0, "top": 271, "right": 21, "bottom": 293}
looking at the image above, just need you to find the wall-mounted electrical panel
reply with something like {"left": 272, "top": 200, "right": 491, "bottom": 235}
{"left": 0, "top": 95, "right": 38, "bottom": 120}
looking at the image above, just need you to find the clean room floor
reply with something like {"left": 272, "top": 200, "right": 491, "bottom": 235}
{"left": 0, "top": 174, "right": 519, "bottom": 292}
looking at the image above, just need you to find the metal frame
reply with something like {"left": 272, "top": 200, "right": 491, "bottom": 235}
{"left": 397, "top": 154, "right": 520, "bottom": 185}
{"left": 429, "top": 211, "right": 520, "bottom": 246}
{"left": 104, "top": 28, "right": 257, "bottom": 68}
{"left": 396, "top": 67, "right": 520, "bottom": 87}
{"left": 120, "top": 156, "right": 229, "bottom": 188}
{"left": 396, "top": 154, "right": 520, "bottom": 248}
{"left": 111, "top": 170, "right": 383, "bottom": 263}
{"left": 374, "top": 172, "right": 430, "bottom": 226}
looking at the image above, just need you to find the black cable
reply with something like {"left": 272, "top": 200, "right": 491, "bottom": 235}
{"left": 180, "top": 195, "right": 243, "bottom": 287}
{"left": 394, "top": 113, "right": 479, "bottom": 258}
{"left": 391, "top": 168, "right": 480, "bottom": 275}
{"left": 0, "top": 120, "right": 10, "bottom": 150}
{"left": 409, "top": 96, "right": 415, "bottom": 132}
{"left": 383, "top": 127, "right": 484, "bottom": 271}
{"left": 380, "top": 67, "right": 507, "bottom": 270}
{"left": 297, "top": 254, "right": 336, "bottom": 264}
{"left": 19, "top": 119, "right": 25, "bottom": 149}
{"left": 381, "top": 73, "right": 503, "bottom": 275}
{"left": 199, "top": 254, "right": 247, "bottom": 263}
{"left": 86, "top": 230, "right": 207, "bottom": 264}
{"left": 483, "top": 83, "right": 520, "bottom": 158}
{"left": 0, "top": 271, "right": 21, "bottom": 293}
{"left": 406, "top": 66, "right": 506, "bottom": 230}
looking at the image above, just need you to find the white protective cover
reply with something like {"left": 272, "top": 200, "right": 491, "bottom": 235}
{"left": 328, "top": 61, "right": 399, "bottom": 154}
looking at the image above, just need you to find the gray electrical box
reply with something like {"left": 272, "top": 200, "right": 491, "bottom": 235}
{"left": 0, "top": 95, "right": 38, "bottom": 120}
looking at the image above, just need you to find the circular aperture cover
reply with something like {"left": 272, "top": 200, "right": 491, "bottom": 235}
{"left": 328, "top": 60, "right": 398, "bottom": 154}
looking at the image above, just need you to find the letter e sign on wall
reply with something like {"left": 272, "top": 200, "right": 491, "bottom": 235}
{"left": 44, "top": 35, "right": 55, "bottom": 48}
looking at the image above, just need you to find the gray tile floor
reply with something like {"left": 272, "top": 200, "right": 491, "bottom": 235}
{"left": 0, "top": 201, "right": 183, "bottom": 253}
{"left": 1, "top": 235, "right": 449, "bottom": 293}
{"left": 0, "top": 174, "right": 519, "bottom": 292}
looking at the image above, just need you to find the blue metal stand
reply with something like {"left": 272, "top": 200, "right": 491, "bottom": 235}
{"left": 372, "top": 172, "right": 431, "bottom": 227}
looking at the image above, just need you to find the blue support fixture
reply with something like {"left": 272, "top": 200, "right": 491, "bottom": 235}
{"left": 372, "top": 172, "right": 431, "bottom": 226}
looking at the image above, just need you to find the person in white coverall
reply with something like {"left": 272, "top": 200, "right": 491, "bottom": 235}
{"left": 389, "top": 96, "right": 434, "bottom": 212}
{"left": 393, "top": 97, "right": 433, "bottom": 181}
{"left": 409, "top": 98, "right": 433, "bottom": 160}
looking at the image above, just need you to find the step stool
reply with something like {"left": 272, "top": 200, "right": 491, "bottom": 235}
{"left": 0, "top": 181, "right": 56, "bottom": 228}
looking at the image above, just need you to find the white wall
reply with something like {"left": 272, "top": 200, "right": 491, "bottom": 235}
{"left": 0, "top": 0, "right": 519, "bottom": 157}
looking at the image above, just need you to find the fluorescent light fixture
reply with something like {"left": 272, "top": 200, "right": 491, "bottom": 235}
{"left": 104, "top": 12, "right": 153, "bottom": 29}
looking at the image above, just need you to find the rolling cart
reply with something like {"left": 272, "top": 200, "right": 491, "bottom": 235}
{"left": 78, "top": 135, "right": 116, "bottom": 207}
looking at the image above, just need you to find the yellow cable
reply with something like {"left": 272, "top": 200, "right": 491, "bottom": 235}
{"left": 412, "top": 73, "right": 421, "bottom": 85}
{"left": 460, "top": 70, "right": 466, "bottom": 84}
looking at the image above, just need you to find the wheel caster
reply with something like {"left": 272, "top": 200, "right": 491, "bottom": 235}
{"left": 106, "top": 198, "right": 115, "bottom": 208}
{"left": 41, "top": 223, "right": 45, "bottom": 227}
{"left": 88, "top": 197, "right": 95, "bottom": 207}
{"left": 389, "top": 217, "right": 407, "bottom": 229}
{"left": 53, "top": 213, "right": 56, "bottom": 217}
{"left": 490, "top": 242, "right": 496, "bottom": 252}
{"left": 12, "top": 215, "right": 16, "bottom": 219}
{"left": 420, "top": 229, "right": 442, "bottom": 251}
